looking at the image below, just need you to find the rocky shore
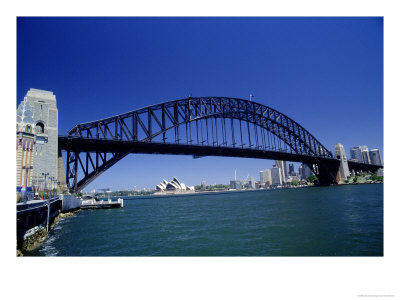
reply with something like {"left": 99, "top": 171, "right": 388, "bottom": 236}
{"left": 17, "top": 209, "right": 80, "bottom": 256}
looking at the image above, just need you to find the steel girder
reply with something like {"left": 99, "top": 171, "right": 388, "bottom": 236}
{"left": 64, "top": 97, "right": 334, "bottom": 192}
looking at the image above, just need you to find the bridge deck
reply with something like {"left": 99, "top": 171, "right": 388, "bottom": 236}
{"left": 59, "top": 136, "right": 339, "bottom": 165}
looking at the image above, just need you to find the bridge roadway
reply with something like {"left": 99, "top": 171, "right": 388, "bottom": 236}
{"left": 59, "top": 135, "right": 340, "bottom": 166}
{"left": 58, "top": 136, "right": 383, "bottom": 190}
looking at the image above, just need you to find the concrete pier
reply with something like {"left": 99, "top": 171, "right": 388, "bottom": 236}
{"left": 81, "top": 198, "right": 124, "bottom": 209}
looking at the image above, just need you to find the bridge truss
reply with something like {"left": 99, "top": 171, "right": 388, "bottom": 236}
{"left": 60, "top": 97, "right": 339, "bottom": 192}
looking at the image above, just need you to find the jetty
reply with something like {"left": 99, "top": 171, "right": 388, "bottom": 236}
{"left": 81, "top": 197, "right": 124, "bottom": 209}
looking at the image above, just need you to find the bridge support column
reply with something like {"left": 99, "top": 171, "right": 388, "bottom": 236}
{"left": 73, "top": 151, "right": 78, "bottom": 193}
{"left": 314, "top": 161, "right": 340, "bottom": 185}
{"left": 57, "top": 149, "right": 68, "bottom": 192}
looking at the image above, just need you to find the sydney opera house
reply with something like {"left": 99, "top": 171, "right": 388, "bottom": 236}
{"left": 156, "top": 177, "right": 195, "bottom": 193}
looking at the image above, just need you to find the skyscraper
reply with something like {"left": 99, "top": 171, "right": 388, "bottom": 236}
{"left": 288, "top": 163, "right": 294, "bottom": 176}
{"left": 275, "top": 160, "right": 286, "bottom": 184}
{"left": 298, "top": 165, "right": 303, "bottom": 179}
{"left": 283, "top": 161, "right": 288, "bottom": 179}
{"left": 249, "top": 177, "right": 256, "bottom": 189}
{"left": 361, "top": 150, "right": 371, "bottom": 164}
{"left": 301, "top": 163, "right": 312, "bottom": 180}
{"left": 260, "top": 169, "right": 272, "bottom": 186}
{"left": 271, "top": 166, "right": 282, "bottom": 186}
{"left": 334, "top": 143, "right": 350, "bottom": 183}
{"left": 369, "top": 149, "right": 382, "bottom": 166}
{"left": 350, "top": 146, "right": 370, "bottom": 164}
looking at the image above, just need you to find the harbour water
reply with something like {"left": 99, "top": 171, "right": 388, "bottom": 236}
{"left": 26, "top": 184, "right": 383, "bottom": 256}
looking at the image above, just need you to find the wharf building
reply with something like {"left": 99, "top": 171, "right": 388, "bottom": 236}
{"left": 334, "top": 143, "right": 350, "bottom": 183}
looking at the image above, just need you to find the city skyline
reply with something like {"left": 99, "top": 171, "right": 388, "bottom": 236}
{"left": 17, "top": 17, "right": 383, "bottom": 191}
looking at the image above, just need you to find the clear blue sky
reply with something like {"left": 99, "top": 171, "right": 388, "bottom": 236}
{"left": 17, "top": 17, "right": 383, "bottom": 191}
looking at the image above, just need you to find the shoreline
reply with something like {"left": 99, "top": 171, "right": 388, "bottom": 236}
{"left": 114, "top": 181, "right": 383, "bottom": 200}
{"left": 17, "top": 209, "right": 81, "bottom": 256}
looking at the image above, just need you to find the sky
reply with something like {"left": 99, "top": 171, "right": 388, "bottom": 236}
{"left": 17, "top": 17, "right": 383, "bottom": 191}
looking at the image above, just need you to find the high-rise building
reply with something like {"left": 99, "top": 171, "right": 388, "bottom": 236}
{"left": 300, "top": 163, "right": 313, "bottom": 180}
{"left": 288, "top": 163, "right": 294, "bottom": 176}
{"left": 298, "top": 165, "right": 303, "bottom": 179}
{"left": 334, "top": 143, "right": 350, "bottom": 182}
{"left": 249, "top": 177, "right": 256, "bottom": 189}
{"left": 361, "top": 150, "right": 371, "bottom": 164}
{"left": 23, "top": 89, "right": 59, "bottom": 189}
{"left": 283, "top": 161, "right": 288, "bottom": 179}
{"left": 275, "top": 160, "right": 286, "bottom": 183}
{"left": 369, "top": 149, "right": 382, "bottom": 166}
{"left": 350, "top": 146, "right": 369, "bottom": 164}
{"left": 260, "top": 169, "right": 272, "bottom": 186}
{"left": 271, "top": 166, "right": 282, "bottom": 186}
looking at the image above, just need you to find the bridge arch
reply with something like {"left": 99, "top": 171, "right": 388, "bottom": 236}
{"left": 62, "top": 97, "right": 335, "bottom": 192}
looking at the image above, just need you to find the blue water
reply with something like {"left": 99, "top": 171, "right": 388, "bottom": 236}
{"left": 27, "top": 184, "right": 383, "bottom": 256}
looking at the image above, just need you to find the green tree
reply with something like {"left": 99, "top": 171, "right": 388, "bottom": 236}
{"left": 306, "top": 174, "right": 318, "bottom": 184}
{"left": 370, "top": 173, "right": 383, "bottom": 181}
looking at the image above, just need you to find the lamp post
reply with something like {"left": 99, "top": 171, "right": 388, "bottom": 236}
{"left": 54, "top": 179, "right": 58, "bottom": 197}
{"left": 42, "top": 172, "right": 49, "bottom": 200}
{"left": 50, "top": 177, "right": 54, "bottom": 199}
{"left": 42, "top": 172, "right": 50, "bottom": 232}
{"left": 22, "top": 166, "right": 33, "bottom": 204}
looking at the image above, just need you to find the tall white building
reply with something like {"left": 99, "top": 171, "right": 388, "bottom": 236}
{"left": 249, "top": 177, "right": 256, "bottom": 189}
{"left": 361, "top": 150, "right": 371, "bottom": 164}
{"left": 271, "top": 166, "right": 282, "bottom": 186}
{"left": 369, "top": 149, "right": 382, "bottom": 166}
{"left": 275, "top": 160, "right": 286, "bottom": 184}
{"left": 350, "top": 146, "right": 370, "bottom": 164}
{"left": 335, "top": 143, "right": 350, "bottom": 183}
{"left": 260, "top": 168, "right": 272, "bottom": 186}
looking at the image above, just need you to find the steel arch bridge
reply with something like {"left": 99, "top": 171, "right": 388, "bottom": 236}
{"left": 58, "top": 96, "right": 375, "bottom": 193}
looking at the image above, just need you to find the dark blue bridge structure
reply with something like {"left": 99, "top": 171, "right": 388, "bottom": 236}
{"left": 59, "top": 97, "right": 382, "bottom": 193}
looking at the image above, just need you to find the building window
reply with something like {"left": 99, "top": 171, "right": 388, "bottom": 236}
{"left": 25, "top": 125, "right": 32, "bottom": 133}
{"left": 35, "top": 122, "right": 45, "bottom": 134}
